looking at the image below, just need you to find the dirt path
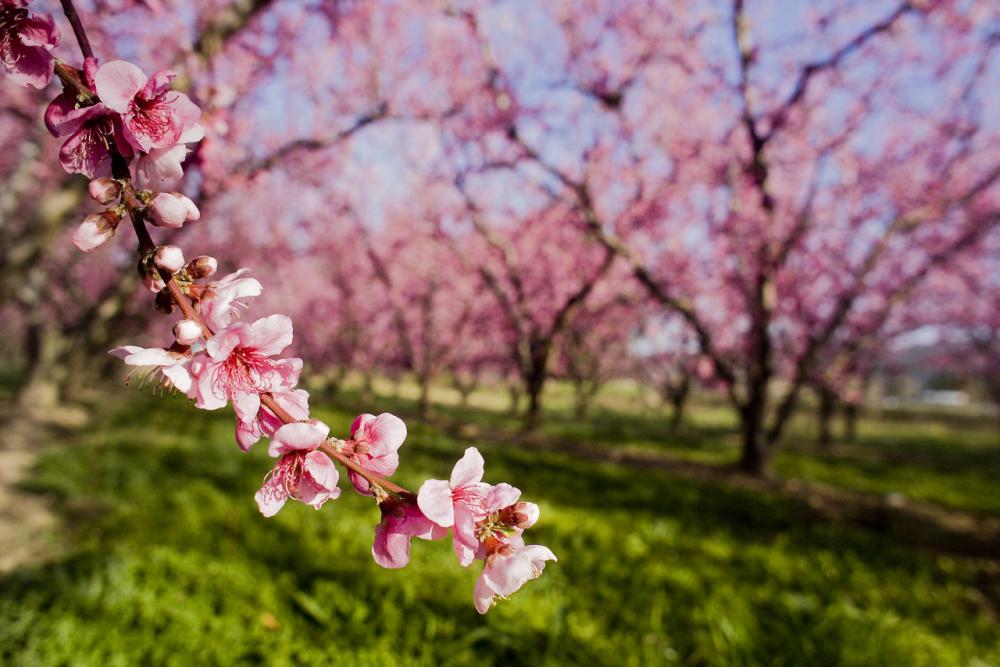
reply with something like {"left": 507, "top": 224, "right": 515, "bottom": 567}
{"left": 0, "top": 406, "right": 87, "bottom": 573}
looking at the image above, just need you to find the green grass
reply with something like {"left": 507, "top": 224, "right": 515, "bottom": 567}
{"left": 0, "top": 383, "right": 998, "bottom": 666}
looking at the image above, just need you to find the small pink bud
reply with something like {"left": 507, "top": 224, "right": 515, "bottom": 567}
{"left": 73, "top": 212, "right": 118, "bottom": 252}
{"left": 186, "top": 255, "right": 217, "bottom": 279}
{"left": 173, "top": 319, "right": 203, "bottom": 345}
{"left": 88, "top": 177, "right": 121, "bottom": 205}
{"left": 149, "top": 193, "right": 188, "bottom": 228}
{"left": 174, "top": 194, "right": 200, "bottom": 221}
{"left": 154, "top": 245, "right": 186, "bottom": 273}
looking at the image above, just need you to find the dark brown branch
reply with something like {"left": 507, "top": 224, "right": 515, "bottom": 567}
{"left": 59, "top": 0, "right": 94, "bottom": 60}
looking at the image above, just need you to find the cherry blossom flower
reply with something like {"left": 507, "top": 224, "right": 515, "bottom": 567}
{"left": 417, "top": 447, "right": 491, "bottom": 566}
{"left": 93, "top": 60, "right": 201, "bottom": 152}
{"left": 196, "top": 268, "right": 262, "bottom": 331}
{"left": 342, "top": 413, "right": 406, "bottom": 495}
{"left": 477, "top": 483, "right": 539, "bottom": 539}
{"left": 109, "top": 344, "right": 192, "bottom": 393}
{"left": 234, "top": 359, "right": 309, "bottom": 452}
{"left": 473, "top": 540, "right": 557, "bottom": 614}
{"left": 372, "top": 498, "right": 447, "bottom": 569}
{"left": 188, "top": 313, "right": 298, "bottom": 422}
{"left": 0, "top": 0, "right": 59, "bottom": 89}
{"left": 132, "top": 124, "right": 204, "bottom": 189}
{"left": 56, "top": 103, "right": 133, "bottom": 178}
{"left": 255, "top": 421, "right": 340, "bottom": 517}
{"left": 44, "top": 57, "right": 98, "bottom": 136}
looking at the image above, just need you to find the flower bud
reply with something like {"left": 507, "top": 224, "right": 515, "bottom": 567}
{"left": 143, "top": 274, "right": 165, "bottom": 293}
{"left": 173, "top": 319, "right": 202, "bottom": 346}
{"left": 500, "top": 501, "right": 540, "bottom": 530}
{"left": 186, "top": 255, "right": 217, "bottom": 279}
{"left": 73, "top": 212, "right": 118, "bottom": 252}
{"left": 149, "top": 193, "right": 188, "bottom": 228}
{"left": 154, "top": 245, "right": 186, "bottom": 273}
{"left": 88, "top": 177, "right": 121, "bottom": 205}
{"left": 175, "top": 194, "right": 200, "bottom": 222}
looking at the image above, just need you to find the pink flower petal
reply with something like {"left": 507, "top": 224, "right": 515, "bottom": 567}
{"left": 487, "top": 482, "right": 521, "bottom": 512}
{"left": 17, "top": 14, "right": 59, "bottom": 48}
{"left": 255, "top": 474, "right": 289, "bottom": 517}
{"left": 367, "top": 413, "right": 407, "bottom": 456}
{"left": 450, "top": 447, "right": 485, "bottom": 489}
{"left": 299, "top": 451, "right": 340, "bottom": 509}
{"left": 473, "top": 574, "right": 495, "bottom": 614}
{"left": 231, "top": 390, "right": 261, "bottom": 423}
{"left": 268, "top": 421, "right": 329, "bottom": 457}
{"left": 453, "top": 506, "right": 480, "bottom": 567}
{"left": 160, "top": 364, "right": 193, "bottom": 393}
{"left": 246, "top": 314, "right": 293, "bottom": 356}
{"left": 94, "top": 60, "right": 148, "bottom": 113}
{"left": 372, "top": 523, "right": 411, "bottom": 569}
{"left": 417, "top": 478, "right": 455, "bottom": 527}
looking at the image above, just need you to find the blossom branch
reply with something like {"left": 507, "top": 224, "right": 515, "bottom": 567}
{"left": 0, "top": 0, "right": 555, "bottom": 614}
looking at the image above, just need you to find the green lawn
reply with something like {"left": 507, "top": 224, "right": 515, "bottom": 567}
{"left": 0, "top": 383, "right": 997, "bottom": 666}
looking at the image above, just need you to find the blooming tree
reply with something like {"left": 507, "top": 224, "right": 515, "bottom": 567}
{"left": 433, "top": 0, "right": 1000, "bottom": 474}
{"left": 1, "top": 0, "right": 555, "bottom": 614}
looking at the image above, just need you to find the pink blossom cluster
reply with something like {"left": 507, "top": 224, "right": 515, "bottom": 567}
{"left": 2, "top": 0, "right": 555, "bottom": 614}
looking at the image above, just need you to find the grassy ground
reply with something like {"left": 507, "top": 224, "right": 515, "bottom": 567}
{"left": 0, "top": 379, "right": 998, "bottom": 666}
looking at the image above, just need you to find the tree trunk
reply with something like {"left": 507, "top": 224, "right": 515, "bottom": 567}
{"left": 506, "top": 382, "right": 522, "bottom": 416}
{"left": 572, "top": 379, "right": 591, "bottom": 419}
{"left": 417, "top": 371, "right": 432, "bottom": 419}
{"left": 360, "top": 371, "right": 375, "bottom": 402}
{"left": 843, "top": 402, "right": 859, "bottom": 444}
{"left": 18, "top": 319, "right": 69, "bottom": 414}
{"left": 738, "top": 401, "right": 771, "bottom": 477}
{"left": 668, "top": 376, "right": 691, "bottom": 433}
{"left": 817, "top": 387, "right": 836, "bottom": 449}
{"left": 523, "top": 373, "right": 544, "bottom": 431}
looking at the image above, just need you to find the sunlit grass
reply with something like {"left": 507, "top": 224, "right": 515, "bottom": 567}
{"left": 0, "top": 383, "right": 997, "bottom": 666}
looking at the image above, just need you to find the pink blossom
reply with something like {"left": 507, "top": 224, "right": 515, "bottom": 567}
{"left": 255, "top": 421, "right": 340, "bottom": 517}
{"left": 343, "top": 413, "right": 406, "bottom": 495}
{"left": 473, "top": 541, "right": 557, "bottom": 614}
{"left": 417, "top": 446, "right": 491, "bottom": 565}
{"left": 372, "top": 500, "right": 447, "bottom": 569}
{"left": 132, "top": 124, "right": 204, "bottom": 189}
{"left": 56, "top": 104, "right": 133, "bottom": 178}
{"left": 485, "top": 483, "right": 540, "bottom": 531}
{"left": 93, "top": 60, "right": 201, "bottom": 152}
{"left": 45, "top": 57, "right": 98, "bottom": 136}
{"left": 0, "top": 0, "right": 59, "bottom": 89}
{"left": 188, "top": 314, "right": 297, "bottom": 422}
{"left": 73, "top": 212, "right": 120, "bottom": 252}
{"left": 110, "top": 344, "right": 192, "bottom": 393}
{"left": 197, "top": 268, "right": 262, "bottom": 331}
{"left": 149, "top": 192, "right": 198, "bottom": 228}
{"left": 235, "top": 358, "right": 309, "bottom": 452}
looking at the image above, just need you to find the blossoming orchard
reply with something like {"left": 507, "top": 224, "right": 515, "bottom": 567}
{"left": 1, "top": 0, "right": 999, "bottom": 659}
{"left": 1, "top": 0, "right": 555, "bottom": 615}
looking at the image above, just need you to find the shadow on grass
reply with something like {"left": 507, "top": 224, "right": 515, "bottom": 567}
{"left": 1, "top": 390, "right": 998, "bottom": 666}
